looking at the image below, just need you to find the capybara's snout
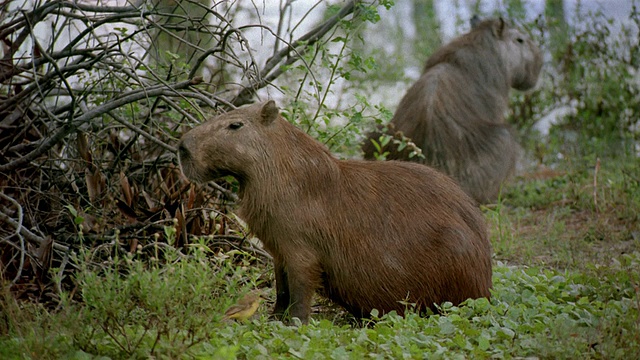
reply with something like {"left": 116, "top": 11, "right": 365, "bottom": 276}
{"left": 177, "top": 132, "right": 197, "bottom": 164}
{"left": 177, "top": 136, "right": 196, "bottom": 180}
{"left": 177, "top": 140, "right": 191, "bottom": 162}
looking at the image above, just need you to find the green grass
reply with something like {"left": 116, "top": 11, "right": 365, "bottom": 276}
{"left": 1, "top": 153, "right": 639, "bottom": 359}
{"left": 489, "top": 153, "right": 640, "bottom": 271}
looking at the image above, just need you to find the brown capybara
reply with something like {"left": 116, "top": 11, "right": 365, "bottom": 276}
{"left": 178, "top": 100, "right": 492, "bottom": 323}
{"left": 362, "top": 18, "right": 543, "bottom": 204}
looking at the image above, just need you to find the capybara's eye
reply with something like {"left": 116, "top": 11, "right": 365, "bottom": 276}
{"left": 228, "top": 122, "right": 244, "bottom": 130}
{"left": 516, "top": 37, "right": 524, "bottom": 44}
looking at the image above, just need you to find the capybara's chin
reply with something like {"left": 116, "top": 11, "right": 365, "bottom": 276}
{"left": 179, "top": 160, "right": 208, "bottom": 183}
{"left": 179, "top": 100, "right": 492, "bottom": 324}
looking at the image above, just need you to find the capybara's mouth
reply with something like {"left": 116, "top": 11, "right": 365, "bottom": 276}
{"left": 176, "top": 140, "right": 218, "bottom": 183}
{"left": 177, "top": 141, "right": 196, "bottom": 180}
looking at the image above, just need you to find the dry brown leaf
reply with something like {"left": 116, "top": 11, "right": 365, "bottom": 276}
{"left": 85, "top": 169, "right": 104, "bottom": 204}
{"left": 141, "top": 189, "right": 155, "bottom": 210}
{"left": 76, "top": 131, "right": 92, "bottom": 164}
{"left": 120, "top": 171, "right": 133, "bottom": 206}
{"left": 175, "top": 206, "right": 184, "bottom": 246}
{"left": 116, "top": 198, "right": 138, "bottom": 222}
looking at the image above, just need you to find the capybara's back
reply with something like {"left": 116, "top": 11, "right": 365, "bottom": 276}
{"left": 179, "top": 100, "right": 492, "bottom": 322}
{"left": 316, "top": 159, "right": 492, "bottom": 318}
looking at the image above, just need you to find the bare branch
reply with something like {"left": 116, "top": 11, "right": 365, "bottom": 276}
{"left": 0, "top": 0, "right": 371, "bottom": 299}
{"left": 106, "top": 111, "right": 177, "bottom": 153}
{"left": 0, "top": 78, "right": 201, "bottom": 172}
{"left": 231, "top": 0, "right": 357, "bottom": 106}
{"left": 0, "top": 200, "right": 67, "bottom": 252}
{"left": 0, "top": 193, "right": 26, "bottom": 284}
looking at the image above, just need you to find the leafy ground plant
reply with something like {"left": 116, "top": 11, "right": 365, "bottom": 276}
{"left": 1, "top": 247, "right": 638, "bottom": 359}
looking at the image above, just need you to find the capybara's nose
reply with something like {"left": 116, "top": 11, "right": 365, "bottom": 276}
{"left": 177, "top": 140, "right": 191, "bottom": 161}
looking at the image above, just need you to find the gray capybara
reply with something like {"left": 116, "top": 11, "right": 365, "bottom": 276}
{"left": 363, "top": 18, "right": 543, "bottom": 204}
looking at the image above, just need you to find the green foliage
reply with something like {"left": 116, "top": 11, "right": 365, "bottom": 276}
{"left": 0, "top": 238, "right": 264, "bottom": 359}
{"left": 557, "top": 9, "right": 639, "bottom": 141}
{"left": 365, "top": 130, "right": 425, "bottom": 161}
{"left": 489, "top": 154, "right": 640, "bottom": 270}
{"left": 3, "top": 156, "right": 640, "bottom": 358}
{"left": 2, "top": 254, "right": 638, "bottom": 359}
{"left": 275, "top": 3, "right": 397, "bottom": 157}
{"left": 367, "top": 134, "right": 392, "bottom": 160}
{"left": 505, "top": 155, "right": 640, "bottom": 212}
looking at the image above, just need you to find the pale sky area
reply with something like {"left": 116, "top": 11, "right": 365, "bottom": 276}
{"left": 431, "top": 0, "right": 634, "bottom": 39}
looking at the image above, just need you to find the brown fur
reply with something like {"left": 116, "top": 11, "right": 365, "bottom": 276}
{"left": 362, "top": 18, "right": 543, "bottom": 204}
{"left": 179, "top": 100, "right": 492, "bottom": 323}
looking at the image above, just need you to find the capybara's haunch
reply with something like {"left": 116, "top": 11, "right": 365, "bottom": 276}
{"left": 179, "top": 101, "right": 492, "bottom": 323}
{"left": 362, "top": 18, "right": 543, "bottom": 204}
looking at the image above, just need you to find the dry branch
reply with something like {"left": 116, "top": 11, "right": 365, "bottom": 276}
{"left": 231, "top": 0, "right": 357, "bottom": 106}
{"left": 0, "top": 78, "right": 200, "bottom": 172}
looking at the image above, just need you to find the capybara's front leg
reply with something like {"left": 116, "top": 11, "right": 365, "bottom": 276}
{"left": 272, "top": 257, "right": 290, "bottom": 319}
{"left": 285, "top": 255, "right": 322, "bottom": 324}
{"left": 287, "top": 274, "right": 315, "bottom": 324}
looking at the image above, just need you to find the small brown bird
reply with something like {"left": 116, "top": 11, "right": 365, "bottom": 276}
{"left": 222, "top": 291, "right": 262, "bottom": 322}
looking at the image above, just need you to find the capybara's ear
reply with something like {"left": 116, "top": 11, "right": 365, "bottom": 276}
{"left": 260, "top": 100, "right": 279, "bottom": 125}
{"left": 492, "top": 17, "right": 506, "bottom": 38}
{"left": 470, "top": 14, "right": 481, "bottom": 29}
